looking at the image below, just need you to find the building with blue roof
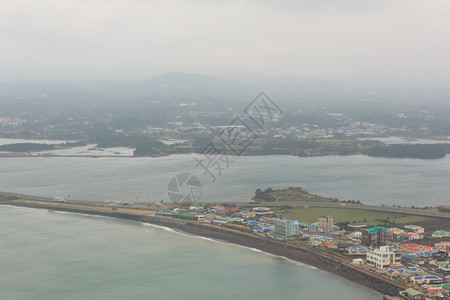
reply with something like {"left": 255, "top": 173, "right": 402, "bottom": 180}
{"left": 308, "top": 224, "right": 319, "bottom": 232}
{"left": 345, "top": 246, "right": 368, "bottom": 255}
{"left": 246, "top": 220, "right": 259, "bottom": 226}
{"left": 416, "top": 251, "right": 431, "bottom": 257}
{"left": 410, "top": 275, "right": 443, "bottom": 284}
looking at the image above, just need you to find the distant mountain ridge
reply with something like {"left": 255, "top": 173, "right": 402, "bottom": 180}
{"left": 145, "top": 72, "right": 230, "bottom": 87}
{"left": 1, "top": 72, "right": 447, "bottom": 105}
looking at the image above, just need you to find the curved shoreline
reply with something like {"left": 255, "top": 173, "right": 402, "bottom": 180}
{"left": 0, "top": 199, "right": 407, "bottom": 297}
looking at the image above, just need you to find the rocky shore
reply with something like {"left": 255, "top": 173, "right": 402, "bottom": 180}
{"left": 1, "top": 199, "right": 407, "bottom": 297}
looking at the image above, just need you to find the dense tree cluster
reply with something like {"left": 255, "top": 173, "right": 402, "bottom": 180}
{"left": 253, "top": 188, "right": 277, "bottom": 202}
{"left": 0, "top": 143, "right": 54, "bottom": 152}
{"left": 365, "top": 144, "right": 449, "bottom": 159}
{"left": 0, "top": 142, "right": 84, "bottom": 152}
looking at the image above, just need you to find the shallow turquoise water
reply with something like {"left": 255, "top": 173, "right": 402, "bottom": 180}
{"left": 0, "top": 206, "right": 381, "bottom": 300}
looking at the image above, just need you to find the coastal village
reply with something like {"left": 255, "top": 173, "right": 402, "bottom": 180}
{"left": 1, "top": 192, "right": 449, "bottom": 300}
{"left": 155, "top": 203, "right": 450, "bottom": 300}
{"left": 0, "top": 108, "right": 438, "bottom": 141}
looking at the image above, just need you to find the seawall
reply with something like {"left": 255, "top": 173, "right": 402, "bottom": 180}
{"left": 1, "top": 200, "right": 407, "bottom": 296}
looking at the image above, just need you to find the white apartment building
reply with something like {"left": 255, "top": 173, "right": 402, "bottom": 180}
{"left": 366, "top": 246, "right": 402, "bottom": 269}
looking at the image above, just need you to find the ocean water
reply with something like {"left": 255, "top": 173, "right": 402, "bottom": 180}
{"left": 0, "top": 150, "right": 446, "bottom": 299}
{"left": 0, "top": 154, "right": 449, "bottom": 206}
{"left": 0, "top": 206, "right": 381, "bottom": 300}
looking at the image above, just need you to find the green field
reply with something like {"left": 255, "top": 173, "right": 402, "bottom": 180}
{"left": 273, "top": 207, "right": 435, "bottom": 226}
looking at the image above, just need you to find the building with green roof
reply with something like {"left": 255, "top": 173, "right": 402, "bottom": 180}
{"left": 431, "top": 283, "right": 450, "bottom": 292}
{"left": 432, "top": 230, "right": 450, "bottom": 238}
{"left": 403, "top": 288, "right": 425, "bottom": 300}
{"left": 361, "top": 226, "right": 387, "bottom": 247}
{"left": 172, "top": 212, "right": 198, "bottom": 220}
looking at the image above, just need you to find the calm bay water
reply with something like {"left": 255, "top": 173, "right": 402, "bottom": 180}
{"left": 0, "top": 154, "right": 448, "bottom": 299}
{"left": 0, "top": 154, "right": 449, "bottom": 206}
{"left": 0, "top": 206, "right": 381, "bottom": 300}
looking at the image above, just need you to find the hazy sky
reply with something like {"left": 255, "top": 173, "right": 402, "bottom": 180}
{"left": 1, "top": 0, "right": 450, "bottom": 85}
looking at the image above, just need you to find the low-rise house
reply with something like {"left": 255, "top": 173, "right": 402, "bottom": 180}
{"left": 403, "top": 254, "right": 425, "bottom": 265}
{"left": 432, "top": 230, "right": 450, "bottom": 238}
{"left": 229, "top": 217, "right": 244, "bottom": 224}
{"left": 435, "top": 241, "right": 450, "bottom": 253}
{"left": 406, "top": 232, "right": 422, "bottom": 240}
{"left": 322, "top": 242, "right": 337, "bottom": 249}
{"left": 410, "top": 275, "right": 443, "bottom": 285}
{"left": 212, "top": 205, "right": 239, "bottom": 215}
{"left": 401, "top": 288, "right": 425, "bottom": 300}
{"left": 252, "top": 207, "right": 274, "bottom": 217}
{"left": 189, "top": 206, "right": 205, "bottom": 212}
{"left": 252, "top": 207, "right": 271, "bottom": 213}
{"left": 404, "top": 225, "right": 425, "bottom": 234}
{"left": 255, "top": 210, "right": 274, "bottom": 217}
{"left": 401, "top": 243, "right": 422, "bottom": 252}
{"left": 209, "top": 217, "right": 230, "bottom": 225}
{"left": 426, "top": 286, "right": 446, "bottom": 297}
{"left": 241, "top": 211, "right": 257, "bottom": 219}
{"left": 345, "top": 246, "right": 369, "bottom": 255}
{"left": 387, "top": 227, "right": 405, "bottom": 241}
{"left": 352, "top": 258, "right": 364, "bottom": 265}
{"left": 258, "top": 216, "right": 277, "bottom": 223}
{"left": 431, "top": 283, "right": 450, "bottom": 292}
{"left": 353, "top": 231, "right": 362, "bottom": 238}
{"left": 308, "top": 224, "right": 319, "bottom": 231}
{"left": 386, "top": 268, "right": 411, "bottom": 278}
{"left": 439, "top": 264, "right": 450, "bottom": 275}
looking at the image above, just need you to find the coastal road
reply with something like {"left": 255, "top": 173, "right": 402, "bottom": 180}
{"left": 0, "top": 191, "right": 55, "bottom": 202}
{"left": 0, "top": 191, "right": 106, "bottom": 206}
{"left": 0, "top": 191, "right": 159, "bottom": 209}
{"left": 2, "top": 191, "right": 449, "bottom": 220}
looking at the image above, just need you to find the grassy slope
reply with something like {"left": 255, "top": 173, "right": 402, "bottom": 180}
{"left": 268, "top": 189, "right": 333, "bottom": 203}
